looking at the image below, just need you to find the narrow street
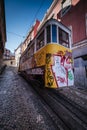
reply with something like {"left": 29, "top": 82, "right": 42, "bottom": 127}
{"left": 0, "top": 67, "right": 56, "bottom": 130}
{"left": 0, "top": 67, "right": 87, "bottom": 130}
{"left": 0, "top": 0, "right": 87, "bottom": 129}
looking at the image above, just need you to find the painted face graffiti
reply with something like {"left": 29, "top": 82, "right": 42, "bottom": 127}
{"left": 52, "top": 55, "right": 67, "bottom": 87}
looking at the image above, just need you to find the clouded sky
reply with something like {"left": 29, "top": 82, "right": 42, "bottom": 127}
{"left": 4, "top": 0, "right": 53, "bottom": 53}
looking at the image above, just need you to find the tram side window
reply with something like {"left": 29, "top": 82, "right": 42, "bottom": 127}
{"left": 28, "top": 44, "right": 34, "bottom": 57}
{"left": 22, "top": 54, "right": 26, "bottom": 62}
{"left": 52, "top": 25, "right": 57, "bottom": 43}
{"left": 59, "top": 27, "right": 69, "bottom": 48}
{"left": 47, "top": 25, "right": 51, "bottom": 43}
{"left": 25, "top": 52, "right": 27, "bottom": 61}
{"left": 30, "top": 44, "right": 34, "bottom": 55}
{"left": 36, "top": 31, "right": 44, "bottom": 51}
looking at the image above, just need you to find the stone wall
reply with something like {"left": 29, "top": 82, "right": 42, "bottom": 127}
{"left": 74, "top": 58, "right": 87, "bottom": 88}
{"left": 3, "top": 59, "right": 16, "bottom": 67}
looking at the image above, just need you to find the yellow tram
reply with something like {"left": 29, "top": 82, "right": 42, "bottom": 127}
{"left": 19, "top": 18, "right": 74, "bottom": 88}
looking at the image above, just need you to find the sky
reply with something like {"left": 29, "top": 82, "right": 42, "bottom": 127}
{"left": 4, "top": 0, "right": 53, "bottom": 53}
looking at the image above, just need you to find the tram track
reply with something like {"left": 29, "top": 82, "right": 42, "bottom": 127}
{"left": 31, "top": 82, "right": 69, "bottom": 130}
{"left": 48, "top": 89, "right": 87, "bottom": 125}
{"left": 20, "top": 74, "right": 69, "bottom": 130}
{"left": 20, "top": 72, "right": 87, "bottom": 130}
{"left": 30, "top": 81, "right": 87, "bottom": 130}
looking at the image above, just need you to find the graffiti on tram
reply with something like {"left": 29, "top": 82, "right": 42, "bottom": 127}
{"left": 52, "top": 50, "right": 74, "bottom": 87}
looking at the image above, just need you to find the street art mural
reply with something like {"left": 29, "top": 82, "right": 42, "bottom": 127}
{"left": 20, "top": 43, "right": 74, "bottom": 88}
{"left": 46, "top": 53, "right": 54, "bottom": 87}
{"left": 46, "top": 50, "right": 74, "bottom": 88}
{"left": 52, "top": 55, "right": 67, "bottom": 87}
{"left": 52, "top": 51, "right": 74, "bottom": 87}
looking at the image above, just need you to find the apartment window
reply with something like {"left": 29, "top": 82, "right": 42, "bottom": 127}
{"left": 61, "top": 0, "right": 72, "bottom": 17}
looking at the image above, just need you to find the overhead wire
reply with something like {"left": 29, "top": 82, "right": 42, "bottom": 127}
{"left": 7, "top": 0, "right": 45, "bottom": 38}
{"left": 7, "top": 31, "right": 25, "bottom": 38}
{"left": 26, "top": 0, "right": 45, "bottom": 34}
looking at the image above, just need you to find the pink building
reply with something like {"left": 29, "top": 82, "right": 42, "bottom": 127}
{"left": 58, "top": 0, "right": 87, "bottom": 45}
{"left": 59, "top": 0, "right": 87, "bottom": 88}
{"left": 21, "top": 20, "right": 40, "bottom": 54}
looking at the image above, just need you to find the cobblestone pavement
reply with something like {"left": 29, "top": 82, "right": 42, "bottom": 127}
{"left": 58, "top": 86, "right": 87, "bottom": 110}
{"left": 0, "top": 67, "right": 56, "bottom": 130}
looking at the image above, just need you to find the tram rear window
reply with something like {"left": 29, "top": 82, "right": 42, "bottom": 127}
{"left": 52, "top": 25, "right": 57, "bottom": 43}
{"left": 59, "top": 27, "right": 69, "bottom": 48}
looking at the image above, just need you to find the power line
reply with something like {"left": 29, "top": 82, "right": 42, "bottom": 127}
{"left": 27, "top": 0, "right": 45, "bottom": 32}
{"left": 7, "top": 31, "right": 25, "bottom": 38}
{"left": 7, "top": 0, "right": 45, "bottom": 39}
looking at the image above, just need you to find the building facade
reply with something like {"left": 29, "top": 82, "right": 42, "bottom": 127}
{"left": 3, "top": 48, "right": 11, "bottom": 59}
{"left": 3, "top": 48, "right": 15, "bottom": 66}
{"left": 15, "top": 43, "right": 22, "bottom": 67}
{"left": 15, "top": 20, "right": 40, "bottom": 67}
{"left": 0, "top": 0, "right": 6, "bottom": 67}
{"left": 59, "top": 0, "right": 87, "bottom": 88}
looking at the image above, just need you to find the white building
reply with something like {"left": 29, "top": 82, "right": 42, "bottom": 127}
{"left": 15, "top": 43, "right": 22, "bottom": 67}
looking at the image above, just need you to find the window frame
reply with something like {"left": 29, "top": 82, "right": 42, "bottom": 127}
{"left": 46, "top": 25, "right": 51, "bottom": 43}
{"left": 58, "top": 27, "right": 69, "bottom": 48}
{"left": 61, "top": 0, "right": 72, "bottom": 17}
{"left": 52, "top": 24, "right": 57, "bottom": 43}
{"left": 36, "top": 30, "right": 44, "bottom": 51}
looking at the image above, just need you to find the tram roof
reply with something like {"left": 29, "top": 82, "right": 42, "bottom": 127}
{"left": 37, "top": 18, "right": 71, "bottom": 33}
{"left": 20, "top": 18, "right": 71, "bottom": 57}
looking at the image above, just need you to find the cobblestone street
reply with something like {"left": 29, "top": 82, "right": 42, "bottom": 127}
{"left": 0, "top": 67, "right": 87, "bottom": 130}
{"left": 1, "top": 0, "right": 87, "bottom": 129}
{"left": 0, "top": 67, "right": 56, "bottom": 130}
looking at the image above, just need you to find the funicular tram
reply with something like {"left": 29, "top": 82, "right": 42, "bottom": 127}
{"left": 19, "top": 18, "right": 74, "bottom": 88}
